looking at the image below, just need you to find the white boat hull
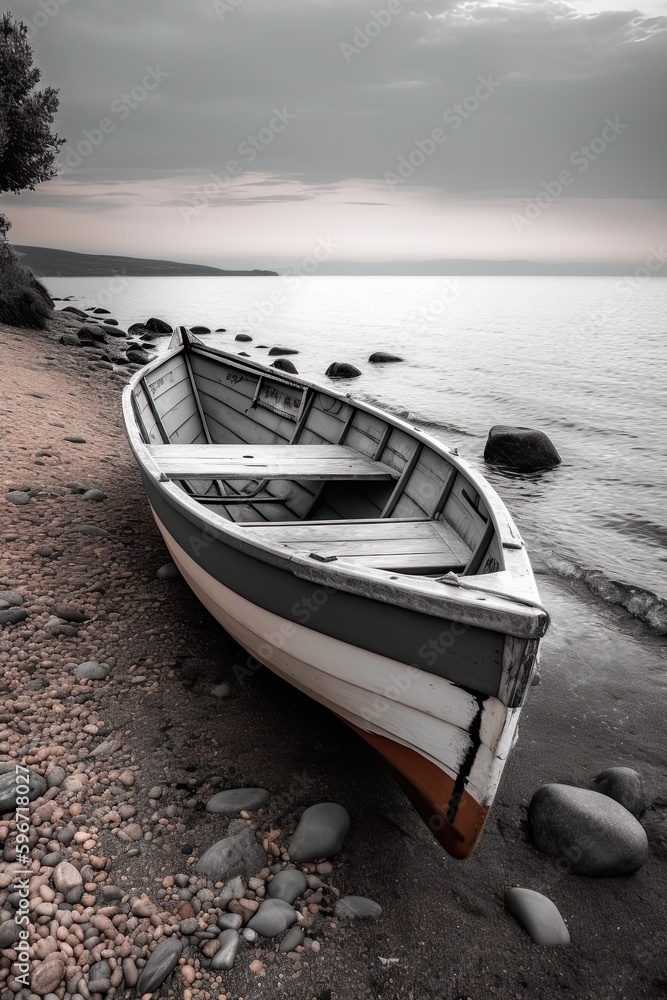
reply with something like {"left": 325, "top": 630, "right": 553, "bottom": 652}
{"left": 153, "top": 509, "right": 521, "bottom": 857}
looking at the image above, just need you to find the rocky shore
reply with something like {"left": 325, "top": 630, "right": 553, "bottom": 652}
{"left": 1, "top": 312, "right": 667, "bottom": 1000}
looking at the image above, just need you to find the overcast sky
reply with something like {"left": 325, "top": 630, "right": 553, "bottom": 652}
{"left": 5, "top": 0, "right": 666, "bottom": 268}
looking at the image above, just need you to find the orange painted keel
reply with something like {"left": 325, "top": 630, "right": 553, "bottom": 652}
{"left": 345, "top": 720, "right": 490, "bottom": 859}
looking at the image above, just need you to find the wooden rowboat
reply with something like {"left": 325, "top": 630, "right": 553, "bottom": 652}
{"left": 122, "top": 326, "right": 549, "bottom": 858}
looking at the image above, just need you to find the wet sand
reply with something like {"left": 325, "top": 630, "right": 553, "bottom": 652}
{"left": 1, "top": 315, "right": 666, "bottom": 999}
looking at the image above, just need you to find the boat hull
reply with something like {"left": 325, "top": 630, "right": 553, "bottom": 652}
{"left": 151, "top": 503, "right": 518, "bottom": 858}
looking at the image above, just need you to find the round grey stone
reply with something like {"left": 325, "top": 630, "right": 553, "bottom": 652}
{"left": 88, "top": 959, "right": 111, "bottom": 984}
{"left": 157, "top": 562, "right": 180, "bottom": 580}
{"left": 593, "top": 767, "right": 647, "bottom": 819}
{"left": 529, "top": 783, "right": 649, "bottom": 876}
{"left": 210, "top": 682, "right": 232, "bottom": 698}
{"left": 179, "top": 917, "right": 198, "bottom": 935}
{"left": 279, "top": 926, "right": 305, "bottom": 953}
{"left": 0, "top": 769, "right": 47, "bottom": 814}
{"left": 75, "top": 662, "right": 108, "bottom": 681}
{"left": 82, "top": 489, "right": 107, "bottom": 502}
{"left": 0, "top": 920, "right": 20, "bottom": 948}
{"left": 196, "top": 827, "right": 266, "bottom": 882}
{"left": 247, "top": 898, "right": 297, "bottom": 938}
{"left": 505, "top": 887, "right": 570, "bottom": 945}
{"left": 135, "top": 937, "right": 182, "bottom": 994}
{"left": 5, "top": 491, "right": 31, "bottom": 505}
{"left": 267, "top": 869, "right": 307, "bottom": 905}
{"left": 40, "top": 852, "right": 63, "bottom": 868}
{"left": 334, "top": 895, "right": 382, "bottom": 920}
{"left": 288, "top": 802, "right": 350, "bottom": 862}
{"left": 210, "top": 928, "right": 241, "bottom": 970}
{"left": 206, "top": 788, "right": 270, "bottom": 815}
{"left": 0, "top": 591, "right": 23, "bottom": 607}
{"left": 0, "top": 608, "right": 29, "bottom": 626}
{"left": 46, "top": 767, "right": 67, "bottom": 789}
{"left": 217, "top": 912, "right": 242, "bottom": 931}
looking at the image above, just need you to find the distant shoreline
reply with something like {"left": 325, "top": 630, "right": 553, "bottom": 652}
{"left": 14, "top": 244, "right": 660, "bottom": 278}
{"left": 12, "top": 244, "right": 278, "bottom": 278}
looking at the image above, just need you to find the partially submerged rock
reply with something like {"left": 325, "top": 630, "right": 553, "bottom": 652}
{"left": 288, "top": 802, "right": 351, "bottom": 862}
{"left": 326, "top": 362, "right": 361, "bottom": 379}
{"left": 484, "top": 425, "right": 561, "bottom": 472}
{"left": 505, "top": 887, "right": 570, "bottom": 945}
{"left": 144, "top": 317, "right": 173, "bottom": 333}
{"left": 368, "top": 351, "right": 403, "bottom": 363}
{"left": 235, "top": 334, "right": 253, "bottom": 342}
{"left": 529, "top": 783, "right": 648, "bottom": 876}
{"left": 196, "top": 827, "right": 266, "bottom": 882}
{"left": 593, "top": 767, "right": 647, "bottom": 819}
{"left": 268, "top": 346, "right": 299, "bottom": 356}
{"left": 272, "top": 358, "right": 298, "bottom": 374}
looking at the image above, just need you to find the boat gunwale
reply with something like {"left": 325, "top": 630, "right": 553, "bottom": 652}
{"left": 121, "top": 336, "right": 547, "bottom": 640}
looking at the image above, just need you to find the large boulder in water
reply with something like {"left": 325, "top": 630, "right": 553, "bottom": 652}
{"left": 268, "top": 346, "right": 298, "bottom": 356}
{"left": 271, "top": 359, "right": 298, "bottom": 374}
{"left": 529, "top": 783, "right": 648, "bottom": 876}
{"left": 144, "top": 317, "right": 172, "bottom": 334}
{"left": 484, "top": 425, "right": 561, "bottom": 471}
{"left": 190, "top": 325, "right": 211, "bottom": 335}
{"left": 592, "top": 767, "right": 647, "bottom": 819}
{"left": 368, "top": 351, "right": 403, "bottom": 363}
{"left": 326, "top": 362, "right": 361, "bottom": 379}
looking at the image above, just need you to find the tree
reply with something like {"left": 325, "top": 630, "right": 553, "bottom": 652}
{"left": 0, "top": 11, "right": 63, "bottom": 193}
{"left": 0, "top": 10, "right": 63, "bottom": 328}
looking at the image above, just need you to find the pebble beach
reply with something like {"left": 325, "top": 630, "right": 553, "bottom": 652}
{"left": 1, "top": 310, "right": 666, "bottom": 1000}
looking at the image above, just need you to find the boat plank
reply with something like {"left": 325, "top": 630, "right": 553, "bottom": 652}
{"left": 146, "top": 374, "right": 192, "bottom": 417}
{"left": 148, "top": 444, "right": 399, "bottom": 481}
{"left": 144, "top": 359, "right": 189, "bottom": 402}
{"left": 198, "top": 388, "right": 294, "bottom": 444}
{"left": 167, "top": 406, "right": 203, "bottom": 444}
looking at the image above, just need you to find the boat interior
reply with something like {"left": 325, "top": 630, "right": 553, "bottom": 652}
{"left": 131, "top": 338, "right": 506, "bottom": 580}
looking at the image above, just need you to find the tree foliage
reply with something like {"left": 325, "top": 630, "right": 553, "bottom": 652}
{"left": 0, "top": 10, "right": 64, "bottom": 194}
{"left": 0, "top": 12, "right": 61, "bottom": 328}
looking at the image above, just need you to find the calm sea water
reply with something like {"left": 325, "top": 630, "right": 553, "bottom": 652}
{"left": 46, "top": 275, "right": 667, "bottom": 631}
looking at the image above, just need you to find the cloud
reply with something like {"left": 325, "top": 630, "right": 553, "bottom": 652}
{"left": 7, "top": 0, "right": 665, "bottom": 262}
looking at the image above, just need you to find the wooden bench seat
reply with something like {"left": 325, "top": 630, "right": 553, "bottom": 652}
{"left": 242, "top": 517, "right": 472, "bottom": 574}
{"left": 148, "top": 444, "right": 398, "bottom": 482}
